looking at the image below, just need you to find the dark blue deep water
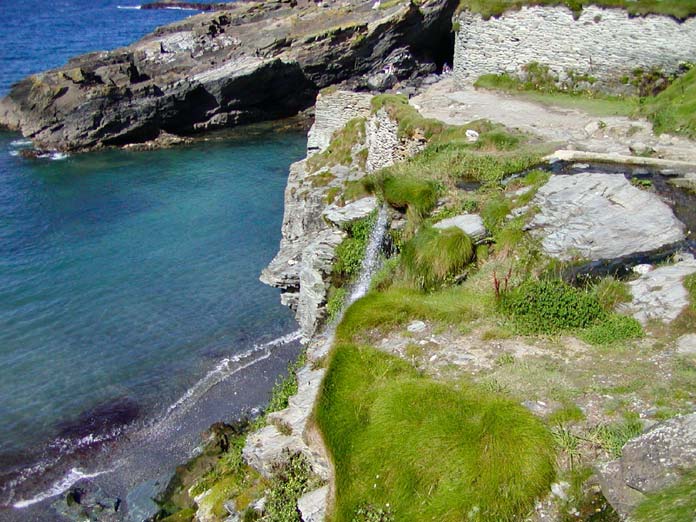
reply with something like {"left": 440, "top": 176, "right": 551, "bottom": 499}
{"left": 0, "top": 0, "right": 305, "bottom": 512}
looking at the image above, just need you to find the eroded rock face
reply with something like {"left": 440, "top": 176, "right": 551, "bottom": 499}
{"left": 0, "top": 0, "right": 457, "bottom": 151}
{"left": 598, "top": 413, "right": 696, "bottom": 517}
{"left": 620, "top": 253, "right": 696, "bottom": 324}
{"left": 527, "top": 173, "right": 685, "bottom": 261}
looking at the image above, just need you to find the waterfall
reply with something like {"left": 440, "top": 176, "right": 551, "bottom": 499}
{"left": 349, "top": 205, "right": 389, "bottom": 303}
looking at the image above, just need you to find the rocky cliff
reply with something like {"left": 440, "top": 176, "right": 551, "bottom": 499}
{"left": 0, "top": 0, "right": 456, "bottom": 151}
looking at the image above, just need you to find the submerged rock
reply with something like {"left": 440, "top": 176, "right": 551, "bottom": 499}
{"left": 527, "top": 172, "right": 685, "bottom": 261}
{"left": 598, "top": 413, "right": 696, "bottom": 517}
{"left": 0, "top": 0, "right": 457, "bottom": 151}
{"left": 620, "top": 253, "right": 696, "bottom": 324}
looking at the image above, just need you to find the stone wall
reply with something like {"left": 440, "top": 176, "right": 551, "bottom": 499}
{"left": 306, "top": 90, "right": 373, "bottom": 156}
{"left": 453, "top": 6, "right": 696, "bottom": 88}
{"left": 365, "top": 108, "right": 426, "bottom": 173}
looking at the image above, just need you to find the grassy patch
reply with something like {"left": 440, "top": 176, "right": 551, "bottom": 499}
{"left": 316, "top": 343, "right": 556, "bottom": 522}
{"left": 378, "top": 174, "right": 439, "bottom": 219}
{"left": 457, "top": 0, "right": 696, "bottom": 20}
{"left": 307, "top": 117, "right": 366, "bottom": 173}
{"left": 332, "top": 212, "right": 377, "bottom": 287}
{"left": 336, "top": 285, "right": 493, "bottom": 343}
{"left": 475, "top": 71, "right": 638, "bottom": 117}
{"left": 642, "top": 66, "right": 696, "bottom": 139}
{"left": 264, "top": 452, "right": 322, "bottom": 522}
{"left": 590, "top": 416, "right": 643, "bottom": 458}
{"left": 370, "top": 94, "right": 444, "bottom": 139}
{"left": 401, "top": 226, "right": 475, "bottom": 290}
{"left": 326, "top": 286, "right": 348, "bottom": 323}
{"left": 593, "top": 277, "right": 632, "bottom": 311}
{"left": 633, "top": 470, "right": 696, "bottom": 522}
{"left": 578, "top": 314, "right": 643, "bottom": 346}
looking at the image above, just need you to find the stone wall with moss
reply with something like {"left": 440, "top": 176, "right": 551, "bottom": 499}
{"left": 453, "top": 5, "right": 696, "bottom": 90}
{"left": 306, "top": 90, "right": 372, "bottom": 156}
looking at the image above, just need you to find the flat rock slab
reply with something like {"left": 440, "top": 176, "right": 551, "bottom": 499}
{"left": 297, "top": 485, "right": 329, "bottom": 522}
{"left": 598, "top": 413, "right": 696, "bottom": 517}
{"left": 323, "top": 196, "right": 378, "bottom": 226}
{"left": 676, "top": 333, "right": 696, "bottom": 356}
{"left": 527, "top": 173, "right": 685, "bottom": 261}
{"left": 621, "top": 254, "right": 696, "bottom": 324}
{"left": 433, "top": 213, "right": 486, "bottom": 241}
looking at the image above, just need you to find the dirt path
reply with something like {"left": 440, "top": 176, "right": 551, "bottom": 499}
{"left": 412, "top": 78, "right": 696, "bottom": 163}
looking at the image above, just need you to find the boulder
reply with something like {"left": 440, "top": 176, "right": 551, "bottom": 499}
{"left": 323, "top": 197, "right": 378, "bottom": 226}
{"left": 620, "top": 253, "right": 696, "bottom": 324}
{"left": 527, "top": 173, "right": 685, "bottom": 261}
{"left": 598, "top": 413, "right": 696, "bottom": 517}
{"left": 433, "top": 213, "right": 486, "bottom": 241}
{"left": 676, "top": 333, "right": 696, "bottom": 356}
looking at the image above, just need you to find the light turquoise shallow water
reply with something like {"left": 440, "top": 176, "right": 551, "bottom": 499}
{"left": 0, "top": 131, "right": 305, "bottom": 497}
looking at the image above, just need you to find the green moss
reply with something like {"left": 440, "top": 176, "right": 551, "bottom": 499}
{"left": 633, "top": 470, "right": 696, "bottom": 522}
{"left": 316, "top": 344, "right": 556, "bottom": 522}
{"left": 401, "top": 226, "right": 475, "bottom": 290}
{"left": 160, "top": 508, "right": 196, "bottom": 522}
{"left": 456, "top": 0, "right": 696, "bottom": 21}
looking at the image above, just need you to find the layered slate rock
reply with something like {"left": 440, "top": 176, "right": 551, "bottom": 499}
{"left": 433, "top": 213, "right": 486, "bottom": 241}
{"left": 0, "top": 0, "right": 457, "bottom": 151}
{"left": 527, "top": 173, "right": 685, "bottom": 261}
{"left": 620, "top": 253, "right": 696, "bottom": 324}
{"left": 598, "top": 413, "right": 696, "bottom": 517}
{"left": 323, "top": 196, "right": 378, "bottom": 226}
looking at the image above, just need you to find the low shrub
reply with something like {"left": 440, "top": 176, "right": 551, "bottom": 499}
{"left": 265, "top": 452, "right": 320, "bottom": 522}
{"left": 500, "top": 279, "right": 606, "bottom": 334}
{"left": 579, "top": 314, "right": 643, "bottom": 346}
{"left": 401, "top": 226, "right": 475, "bottom": 290}
{"left": 332, "top": 213, "right": 376, "bottom": 285}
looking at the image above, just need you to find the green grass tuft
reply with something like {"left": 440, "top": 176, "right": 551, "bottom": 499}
{"left": 590, "top": 416, "right": 643, "bottom": 458}
{"left": 579, "top": 314, "right": 643, "bottom": 346}
{"left": 401, "top": 226, "right": 475, "bottom": 290}
{"left": 316, "top": 344, "right": 556, "bottom": 522}
{"left": 633, "top": 470, "right": 696, "bottom": 522}
{"left": 593, "top": 277, "right": 632, "bottom": 311}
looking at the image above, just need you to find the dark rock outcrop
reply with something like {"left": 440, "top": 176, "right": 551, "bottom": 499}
{"left": 0, "top": 0, "right": 457, "bottom": 151}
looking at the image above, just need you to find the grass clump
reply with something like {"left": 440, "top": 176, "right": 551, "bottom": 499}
{"left": 379, "top": 174, "right": 439, "bottom": 219}
{"left": 316, "top": 343, "right": 556, "bottom": 522}
{"left": 401, "top": 226, "right": 475, "bottom": 290}
{"left": 307, "top": 117, "right": 366, "bottom": 172}
{"left": 336, "top": 285, "right": 493, "bottom": 342}
{"left": 593, "top": 277, "right": 632, "bottom": 311}
{"left": 500, "top": 279, "right": 606, "bottom": 334}
{"left": 590, "top": 416, "right": 643, "bottom": 458}
{"left": 633, "top": 470, "right": 696, "bottom": 522}
{"left": 641, "top": 66, "right": 696, "bottom": 139}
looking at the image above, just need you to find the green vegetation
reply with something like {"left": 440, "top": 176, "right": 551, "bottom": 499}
{"left": 475, "top": 68, "right": 638, "bottom": 117}
{"left": 371, "top": 94, "right": 444, "bottom": 139}
{"left": 579, "top": 314, "right": 644, "bottom": 345}
{"left": 307, "top": 117, "right": 366, "bottom": 172}
{"left": 316, "top": 343, "right": 556, "bottom": 522}
{"left": 336, "top": 285, "right": 493, "bottom": 343}
{"left": 265, "top": 453, "right": 322, "bottom": 522}
{"left": 266, "top": 352, "right": 307, "bottom": 415}
{"left": 332, "top": 213, "right": 377, "bottom": 286}
{"left": 401, "top": 226, "right": 475, "bottom": 290}
{"left": 642, "top": 66, "right": 696, "bottom": 139}
{"left": 378, "top": 174, "right": 439, "bottom": 220}
{"left": 590, "top": 416, "right": 644, "bottom": 458}
{"left": 633, "top": 470, "right": 696, "bottom": 522}
{"left": 456, "top": 0, "right": 696, "bottom": 20}
{"left": 326, "top": 287, "right": 348, "bottom": 322}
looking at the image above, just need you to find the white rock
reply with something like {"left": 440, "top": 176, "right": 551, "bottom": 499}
{"left": 298, "top": 486, "right": 329, "bottom": 522}
{"left": 622, "top": 255, "right": 696, "bottom": 324}
{"left": 407, "top": 320, "right": 427, "bottom": 333}
{"left": 465, "top": 129, "right": 479, "bottom": 142}
{"left": 551, "top": 481, "right": 570, "bottom": 501}
{"left": 433, "top": 213, "right": 487, "bottom": 241}
{"left": 632, "top": 264, "right": 653, "bottom": 275}
{"left": 323, "top": 197, "right": 378, "bottom": 226}
{"left": 527, "top": 173, "right": 685, "bottom": 261}
{"left": 676, "top": 334, "right": 696, "bottom": 356}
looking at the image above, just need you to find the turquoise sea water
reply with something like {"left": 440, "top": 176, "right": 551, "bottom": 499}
{"left": 0, "top": 131, "right": 305, "bottom": 507}
{"left": 0, "top": 0, "right": 307, "bottom": 510}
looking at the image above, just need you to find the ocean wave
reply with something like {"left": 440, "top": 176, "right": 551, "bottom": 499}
{"left": 165, "top": 329, "right": 302, "bottom": 417}
{"left": 35, "top": 152, "right": 69, "bottom": 161}
{"left": 8, "top": 151, "right": 19, "bottom": 157}
{"left": 10, "top": 139, "right": 32, "bottom": 147}
{"left": 12, "top": 468, "right": 111, "bottom": 509}
{"left": 116, "top": 5, "right": 142, "bottom": 9}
